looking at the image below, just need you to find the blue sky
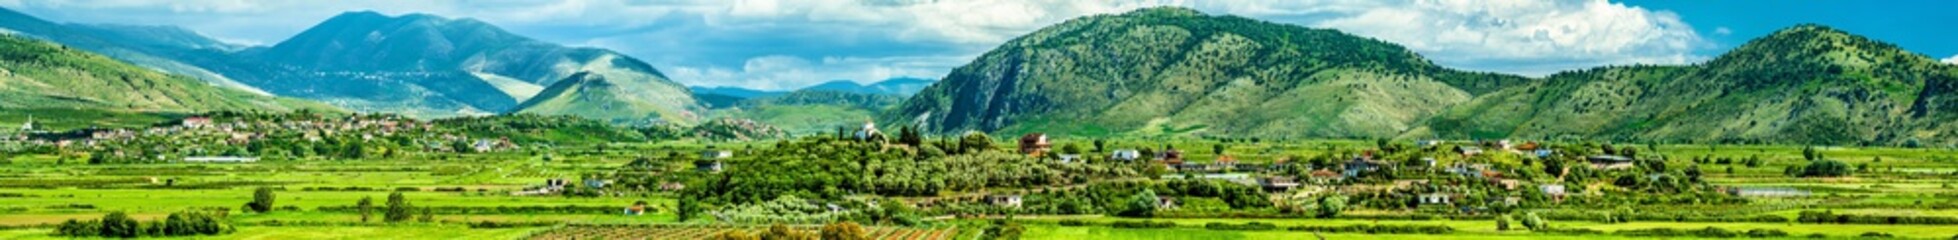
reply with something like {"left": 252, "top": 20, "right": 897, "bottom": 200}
{"left": 2, "top": 0, "right": 1954, "bottom": 90}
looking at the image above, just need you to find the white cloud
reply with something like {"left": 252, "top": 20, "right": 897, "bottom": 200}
{"left": 1, "top": 0, "right": 1718, "bottom": 87}
{"left": 1944, "top": 55, "right": 1958, "bottom": 65}
{"left": 1308, "top": 0, "right": 1707, "bottom": 76}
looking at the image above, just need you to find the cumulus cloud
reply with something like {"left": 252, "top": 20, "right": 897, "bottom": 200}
{"left": 1307, "top": 0, "right": 1707, "bottom": 75}
{"left": 1, "top": 0, "right": 1718, "bottom": 88}
{"left": 1944, "top": 55, "right": 1958, "bottom": 65}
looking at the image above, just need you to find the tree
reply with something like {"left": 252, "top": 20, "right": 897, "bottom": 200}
{"left": 247, "top": 187, "right": 276, "bottom": 213}
{"left": 1802, "top": 146, "right": 1819, "bottom": 161}
{"left": 1212, "top": 144, "right": 1226, "bottom": 155}
{"left": 819, "top": 221, "right": 869, "bottom": 240}
{"left": 1496, "top": 214, "right": 1513, "bottom": 231}
{"left": 760, "top": 224, "right": 815, "bottom": 240}
{"left": 1060, "top": 143, "right": 1084, "bottom": 155}
{"left": 712, "top": 230, "right": 760, "bottom": 240}
{"left": 1315, "top": 195, "right": 1347, "bottom": 218}
{"left": 418, "top": 207, "right": 434, "bottom": 222}
{"left": 1685, "top": 165, "right": 1704, "bottom": 183}
{"left": 897, "top": 126, "right": 922, "bottom": 146}
{"left": 357, "top": 196, "right": 374, "bottom": 222}
{"left": 1092, "top": 139, "right": 1106, "bottom": 153}
{"left": 1795, "top": 159, "right": 1851, "bottom": 178}
{"left": 99, "top": 211, "right": 139, "bottom": 238}
{"left": 1121, "top": 189, "right": 1159, "bottom": 217}
{"left": 959, "top": 132, "right": 993, "bottom": 154}
{"left": 677, "top": 196, "right": 699, "bottom": 222}
{"left": 385, "top": 192, "right": 412, "bottom": 222}
{"left": 1520, "top": 212, "right": 1547, "bottom": 231}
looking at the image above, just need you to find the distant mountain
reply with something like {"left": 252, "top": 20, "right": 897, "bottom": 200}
{"left": 0, "top": 8, "right": 266, "bottom": 95}
{"left": 216, "top": 11, "right": 700, "bottom": 122}
{"left": 0, "top": 34, "right": 332, "bottom": 114}
{"left": 886, "top": 7, "right": 1523, "bottom": 138}
{"left": 1420, "top": 25, "right": 1958, "bottom": 145}
{"left": 802, "top": 77, "right": 936, "bottom": 96}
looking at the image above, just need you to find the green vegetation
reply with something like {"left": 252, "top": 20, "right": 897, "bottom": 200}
{"left": 890, "top": 7, "right": 1958, "bottom": 148}
{"left": 0, "top": 34, "right": 335, "bottom": 119}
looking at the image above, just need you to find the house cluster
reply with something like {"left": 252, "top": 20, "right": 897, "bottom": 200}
{"left": 12, "top": 114, "right": 538, "bottom": 159}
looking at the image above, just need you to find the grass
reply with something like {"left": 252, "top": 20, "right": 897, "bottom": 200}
{"left": 2, "top": 139, "right": 1956, "bottom": 239}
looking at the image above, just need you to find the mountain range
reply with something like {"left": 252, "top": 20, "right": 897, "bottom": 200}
{"left": 886, "top": 7, "right": 1958, "bottom": 146}
{"left": 0, "top": 9, "right": 701, "bottom": 124}
{"left": 7, "top": 6, "right": 1957, "bottom": 145}
{"left": 0, "top": 34, "right": 334, "bottom": 126}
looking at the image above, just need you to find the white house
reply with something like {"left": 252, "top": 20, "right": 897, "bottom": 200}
{"left": 1111, "top": 149, "right": 1141, "bottom": 161}
{"left": 1420, "top": 193, "right": 1452, "bottom": 205}
{"left": 988, "top": 195, "right": 1023, "bottom": 208}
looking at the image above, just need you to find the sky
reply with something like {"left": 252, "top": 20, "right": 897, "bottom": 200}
{"left": 1, "top": 0, "right": 1954, "bottom": 90}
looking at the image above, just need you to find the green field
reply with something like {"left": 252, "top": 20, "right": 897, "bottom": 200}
{"left": 4, "top": 135, "right": 1958, "bottom": 239}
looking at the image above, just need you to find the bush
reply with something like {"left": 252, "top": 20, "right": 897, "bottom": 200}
{"left": 1520, "top": 212, "right": 1547, "bottom": 230}
{"left": 1797, "top": 210, "right": 1958, "bottom": 225}
{"left": 246, "top": 187, "right": 275, "bottom": 213}
{"left": 820, "top": 221, "right": 869, "bottom": 240}
{"left": 1203, "top": 222, "right": 1277, "bottom": 231}
{"left": 1746, "top": 228, "right": 1789, "bottom": 238}
{"left": 385, "top": 192, "right": 412, "bottom": 222}
{"left": 1109, "top": 221, "right": 1176, "bottom": 229}
{"left": 1286, "top": 224, "right": 1452, "bottom": 234}
{"left": 1057, "top": 219, "right": 1090, "bottom": 226}
{"left": 1860, "top": 232, "right": 1894, "bottom": 238}
{"left": 54, "top": 211, "right": 226, "bottom": 238}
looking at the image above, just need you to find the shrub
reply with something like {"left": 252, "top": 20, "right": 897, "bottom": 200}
{"left": 1203, "top": 222, "right": 1277, "bottom": 231}
{"left": 1057, "top": 219, "right": 1090, "bottom": 226}
{"left": 1520, "top": 212, "right": 1547, "bottom": 231}
{"left": 1109, "top": 221, "right": 1176, "bottom": 229}
{"left": 1286, "top": 224, "right": 1452, "bottom": 234}
{"left": 1746, "top": 228, "right": 1789, "bottom": 238}
{"left": 1860, "top": 232, "right": 1894, "bottom": 238}
{"left": 54, "top": 211, "right": 226, "bottom": 238}
{"left": 385, "top": 192, "right": 412, "bottom": 222}
{"left": 246, "top": 187, "right": 275, "bottom": 213}
{"left": 1496, "top": 215, "right": 1512, "bottom": 231}
{"left": 820, "top": 221, "right": 869, "bottom": 240}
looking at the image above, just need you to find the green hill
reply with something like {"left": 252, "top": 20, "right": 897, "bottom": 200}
{"left": 515, "top": 71, "right": 699, "bottom": 125}
{"left": 716, "top": 90, "right": 904, "bottom": 135}
{"left": 884, "top": 7, "right": 1524, "bottom": 138}
{"left": 888, "top": 7, "right": 1958, "bottom": 146}
{"left": 1418, "top": 25, "right": 1958, "bottom": 146}
{"left": 0, "top": 34, "right": 335, "bottom": 130}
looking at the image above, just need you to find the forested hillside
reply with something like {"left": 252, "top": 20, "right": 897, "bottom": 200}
{"left": 885, "top": 7, "right": 1526, "bottom": 139}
